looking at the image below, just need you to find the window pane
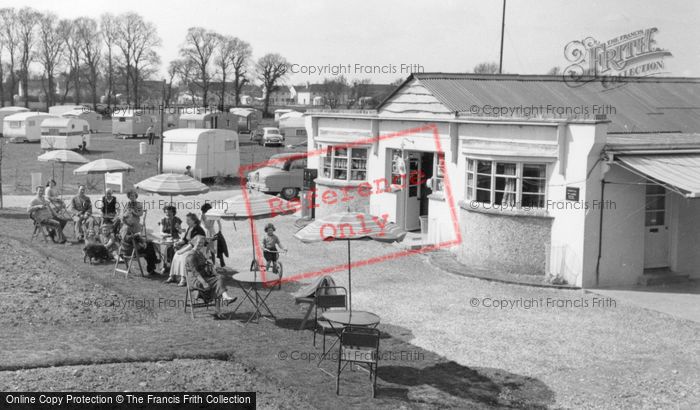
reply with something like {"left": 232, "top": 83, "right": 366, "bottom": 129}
{"left": 645, "top": 196, "right": 665, "bottom": 211}
{"left": 467, "top": 159, "right": 474, "bottom": 171}
{"left": 467, "top": 173, "right": 474, "bottom": 187}
{"left": 646, "top": 184, "right": 665, "bottom": 195}
{"left": 495, "top": 191, "right": 516, "bottom": 206}
{"left": 476, "top": 175, "right": 491, "bottom": 189}
{"left": 476, "top": 189, "right": 490, "bottom": 203}
{"left": 522, "top": 194, "right": 545, "bottom": 208}
{"left": 496, "top": 162, "right": 516, "bottom": 175}
{"left": 334, "top": 147, "right": 348, "bottom": 157}
{"left": 645, "top": 211, "right": 665, "bottom": 226}
{"left": 523, "top": 164, "right": 546, "bottom": 178}
{"left": 522, "top": 178, "right": 546, "bottom": 194}
{"left": 351, "top": 148, "right": 367, "bottom": 159}
{"left": 477, "top": 160, "right": 491, "bottom": 174}
{"left": 495, "top": 176, "right": 517, "bottom": 191}
{"left": 466, "top": 187, "right": 473, "bottom": 199}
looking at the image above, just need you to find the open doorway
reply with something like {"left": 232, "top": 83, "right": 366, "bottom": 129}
{"left": 400, "top": 150, "right": 434, "bottom": 231}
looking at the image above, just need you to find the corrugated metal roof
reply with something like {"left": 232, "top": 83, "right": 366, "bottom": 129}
{"left": 607, "top": 133, "right": 700, "bottom": 151}
{"left": 617, "top": 154, "right": 700, "bottom": 197}
{"left": 383, "top": 73, "right": 700, "bottom": 134}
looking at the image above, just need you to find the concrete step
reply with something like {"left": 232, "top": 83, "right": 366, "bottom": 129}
{"left": 639, "top": 271, "right": 690, "bottom": 286}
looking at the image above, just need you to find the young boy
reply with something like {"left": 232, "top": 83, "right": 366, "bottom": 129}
{"left": 262, "top": 223, "right": 286, "bottom": 274}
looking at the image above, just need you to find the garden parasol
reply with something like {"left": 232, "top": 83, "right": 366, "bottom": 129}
{"left": 73, "top": 159, "right": 134, "bottom": 194}
{"left": 135, "top": 173, "right": 209, "bottom": 204}
{"left": 294, "top": 211, "right": 406, "bottom": 312}
{"left": 37, "top": 150, "right": 88, "bottom": 194}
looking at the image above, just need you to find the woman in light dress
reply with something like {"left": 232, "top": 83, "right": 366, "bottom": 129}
{"left": 166, "top": 212, "right": 206, "bottom": 286}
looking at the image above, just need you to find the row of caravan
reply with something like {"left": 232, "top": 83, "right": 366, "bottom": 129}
{"left": 1, "top": 110, "right": 92, "bottom": 150}
{"left": 112, "top": 107, "right": 262, "bottom": 138}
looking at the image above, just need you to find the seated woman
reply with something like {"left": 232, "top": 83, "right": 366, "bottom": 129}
{"left": 158, "top": 205, "right": 182, "bottom": 274}
{"left": 119, "top": 213, "right": 159, "bottom": 275}
{"left": 185, "top": 235, "right": 237, "bottom": 319}
{"left": 28, "top": 186, "right": 67, "bottom": 243}
{"left": 166, "top": 212, "right": 205, "bottom": 286}
{"left": 44, "top": 180, "right": 71, "bottom": 222}
{"left": 200, "top": 203, "right": 222, "bottom": 263}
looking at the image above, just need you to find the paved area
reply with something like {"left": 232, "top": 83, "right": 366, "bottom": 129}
{"left": 590, "top": 281, "right": 700, "bottom": 323}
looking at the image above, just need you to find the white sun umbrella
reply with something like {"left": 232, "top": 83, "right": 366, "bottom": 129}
{"left": 72, "top": 158, "right": 134, "bottom": 194}
{"left": 209, "top": 189, "right": 297, "bottom": 268}
{"left": 294, "top": 211, "right": 407, "bottom": 312}
{"left": 37, "top": 150, "right": 89, "bottom": 194}
{"left": 135, "top": 173, "right": 209, "bottom": 204}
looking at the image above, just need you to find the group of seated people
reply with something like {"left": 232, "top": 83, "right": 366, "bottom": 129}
{"left": 28, "top": 184, "right": 236, "bottom": 317}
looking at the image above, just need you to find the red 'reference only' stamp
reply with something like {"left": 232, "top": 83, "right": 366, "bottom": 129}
{"left": 238, "top": 123, "right": 462, "bottom": 284}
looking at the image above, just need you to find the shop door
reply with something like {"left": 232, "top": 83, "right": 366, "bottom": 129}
{"left": 644, "top": 184, "right": 669, "bottom": 269}
{"left": 404, "top": 152, "right": 421, "bottom": 231}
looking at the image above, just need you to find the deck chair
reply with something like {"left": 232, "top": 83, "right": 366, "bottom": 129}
{"left": 314, "top": 286, "right": 347, "bottom": 363}
{"left": 336, "top": 326, "right": 380, "bottom": 398}
{"left": 183, "top": 260, "right": 218, "bottom": 319}
{"left": 113, "top": 237, "right": 145, "bottom": 278}
{"left": 30, "top": 214, "right": 51, "bottom": 243}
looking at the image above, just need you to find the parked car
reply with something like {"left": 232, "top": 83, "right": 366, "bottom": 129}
{"left": 261, "top": 127, "right": 284, "bottom": 146}
{"left": 247, "top": 153, "right": 307, "bottom": 199}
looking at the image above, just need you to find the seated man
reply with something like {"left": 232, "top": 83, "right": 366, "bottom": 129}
{"left": 68, "top": 185, "right": 94, "bottom": 241}
{"left": 185, "top": 235, "right": 237, "bottom": 318}
{"left": 119, "top": 213, "right": 159, "bottom": 275}
{"left": 99, "top": 188, "right": 118, "bottom": 224}
{"left": 28, "top": 186, "right": 67, "bottom": 243}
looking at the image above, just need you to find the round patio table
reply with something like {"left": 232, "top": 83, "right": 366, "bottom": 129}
{"left": 231, "top": 271, "right": 281, "bottom": 324}
{"left": 321, "top": 310, "right": 380, "bottom": 327}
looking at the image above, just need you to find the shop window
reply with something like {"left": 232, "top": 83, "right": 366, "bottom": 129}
{"left": 321, "top": 145, "right": 367, "bottom": 181}
{"left": 466, "top": 158, "right": 547, "bottom": 208}
{"left": 433, "top": 153, "right": 446, "bottom": 192}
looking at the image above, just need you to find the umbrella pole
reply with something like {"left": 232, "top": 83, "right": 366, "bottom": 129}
{"left": 348, "top": 239, "right": 352, "bottom": 314}
{"left": 61, "top": 164, "right": 65, "bottom": 199}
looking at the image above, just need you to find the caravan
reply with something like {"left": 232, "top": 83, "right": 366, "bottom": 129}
{"left": 61, "top": 109, "right": 102, "bottom": 133}
{"left": 40, "top": 117, "right": 90, "bottom": 150}
{"left": 48, "top": 105, "right": 89, "bottom": 116}
{"left": 229, "top": 107, "right": 262, "bottom": 134}
{"left": 178, "top": 110, "right": 239, "bottom": 131}
{"left": 0, "top": 107, "right": 29, "bottom": 136}
{"left": 278, "top": 111, "right": 306, "bottom": 137}
{"left": 162, "top": 129, "right": 240, "bottom": 179}
{"left": 3, "top": 112, "right": 58, "bottom": 143}
{"left": 112, "top": 109, "right": 157, "bottom": 138}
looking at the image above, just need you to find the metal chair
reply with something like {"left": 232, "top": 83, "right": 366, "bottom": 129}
{"left": 336, "top": 326, "right": 380, "bottom": 397}
{"left": 183, "top": 260, "right": 217, "bottom": 319}
{"left": 313, "top": 286, "right": 347, "bottom": 363}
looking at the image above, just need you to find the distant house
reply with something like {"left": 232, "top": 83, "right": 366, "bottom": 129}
{"left": 267, "top": 86, "right": 295, "bottom": 106}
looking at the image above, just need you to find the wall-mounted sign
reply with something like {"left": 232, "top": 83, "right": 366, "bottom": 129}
{"left": 566, "top": 186, "right": 580, "bottom": 201}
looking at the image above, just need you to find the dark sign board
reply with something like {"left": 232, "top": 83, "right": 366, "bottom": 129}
{"left": 303, "top": 168, "right": 318, "bottom": 190}
{"left": 566, "top": 186, "right": 580, "bottom": 201}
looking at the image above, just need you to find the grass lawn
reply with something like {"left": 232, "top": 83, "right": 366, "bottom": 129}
{"left": 0, "top": 207, "right": 698, "bottom": 408}
{"left": 0, "top": 118, "right": 305, "bottom": 196}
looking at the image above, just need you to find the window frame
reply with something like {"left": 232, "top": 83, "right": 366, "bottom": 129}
{"left": 320, "top": 144, "right": 369, "bottom": 182}
{"left": 465, "top": 157, "right": 548, "bottom": 208}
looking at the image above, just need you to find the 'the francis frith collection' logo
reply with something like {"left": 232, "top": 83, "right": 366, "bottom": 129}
{"left": 563, "top": 28, "right": 672, "bottom": 88}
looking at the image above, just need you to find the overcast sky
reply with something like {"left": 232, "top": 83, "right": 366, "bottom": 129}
{"left": 3, "top": 0, "right": 697, "bottom": 85}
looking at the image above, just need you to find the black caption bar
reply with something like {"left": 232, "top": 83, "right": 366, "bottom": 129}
{"left": 0, "top": 392, "right": 256, "bottom": 410}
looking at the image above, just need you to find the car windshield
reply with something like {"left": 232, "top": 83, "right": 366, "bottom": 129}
{"left": 269, "top": 156, "right": 292, "bottom": 169}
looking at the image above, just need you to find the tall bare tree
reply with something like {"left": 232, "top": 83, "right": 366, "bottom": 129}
{"left": 75, "top": 17, "right": 101, "bottom": 111}
{"left": 17, "top": 7, "right": 40, "bottom": 107}
{"left": 230, "top": 38, "right": 252, "bottom": 107}
{"left": 100, "top": 13, "right": 119, "bottom": 110}
{"left": 180, "top": 27, "right": 219, "bottom": 107}
{"left": 256, "top": 53, "right": 288, "bottom": 115}
{"left": 319, "top": 75, "right": 348, "bottom": 109}
{"left": 213, "top": 34, "right": 235, "bottom": 110}
{"left": 170, "top": 58, "right": 197, "bottom": 104}
{"left": 61, "top": 22, "right": 82, "bottom": 104}
{"left": 114, "top": 12, "right": 160, "bottom": 105}
{"left": 36, "top": 13, "right": 68, "bottom": 109}
{"left": 0, "top": 8, "right": 19, "bottom": 106}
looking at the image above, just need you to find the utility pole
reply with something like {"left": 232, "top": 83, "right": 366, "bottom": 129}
{"left": 159, "top": 79, "right": 165, "bottom": 174}
{"left": 499, "top": 0, "right": 507, "bottom": 74}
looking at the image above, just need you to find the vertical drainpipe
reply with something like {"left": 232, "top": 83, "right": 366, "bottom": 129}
{"left": 595, "top": 155, "right": 610, "bottom": 287}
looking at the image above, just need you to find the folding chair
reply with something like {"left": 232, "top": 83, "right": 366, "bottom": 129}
{"left": 313, "top": 286, "right": 347, "bottom": 363}
{"left": 183, "top": 260, "right": 217, "bottom": 319}
{"left": 113, "top": 237, "right": 145, "bottom": 278}
{"left": 336, "top": 326, "right": 380, "bottom": 398}
{"left": 30, "top": 215, "right": 51, "bottom": 243}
